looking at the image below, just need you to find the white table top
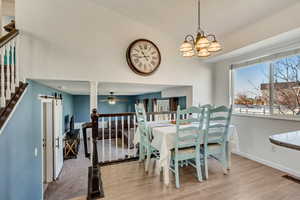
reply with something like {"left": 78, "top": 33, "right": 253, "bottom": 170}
{"left": 270, "top": 131, "right": 300, "bottom": 151}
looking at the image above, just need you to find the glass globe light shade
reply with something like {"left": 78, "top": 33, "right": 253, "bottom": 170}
{"left": 108, "top": 98, "right": 116, "bottom": 105}
{"left": 182, "top": 50, "right": 195, "bottom": 57}
{"left": 207, "top": 40, "right": 222, "bottom": 52}
{"left": 197, "top": 48, "right": 210, "bottom": 57}
{"left": 195, "top": 35, "right": 210, "bottom": 49}
{"left": 180, "top": 41, "right": 193, "bottom": 52}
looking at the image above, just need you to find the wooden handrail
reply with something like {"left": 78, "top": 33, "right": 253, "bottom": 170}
{"left": 0, "top": 29, "right": 19, "bottom": 48}
{"left": 97, "top": 111, "right": 176, "bottom": 118}
{"left": 3, "top": 20, "right": 15, "bottom": 32}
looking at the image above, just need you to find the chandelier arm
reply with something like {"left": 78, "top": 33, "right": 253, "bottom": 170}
{"left": 185, "top": 34, "right": 195, "bottom": 43}
{"left": 206, "top": 34, "right": 217, "bottom": 41}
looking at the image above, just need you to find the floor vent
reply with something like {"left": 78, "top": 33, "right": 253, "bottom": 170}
{"left": 282, "top": 174, "right": 300, "bottom": 184}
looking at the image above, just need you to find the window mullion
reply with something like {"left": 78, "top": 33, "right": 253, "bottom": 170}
{"left": 269, "top": 62, "right": 274, "bottom": 115}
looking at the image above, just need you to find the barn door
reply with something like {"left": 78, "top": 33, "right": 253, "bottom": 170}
{"left": 53, "top": 99, "right": 63, "bottom": 179}
{"left": 42, "top": 101, "right": 54, "bottom": 183}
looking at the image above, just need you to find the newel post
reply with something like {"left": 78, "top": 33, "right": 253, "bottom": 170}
{"left": 91, "top": 108, "right": 99, "bottom": 166}
{"left": 88, "top": 108, "right": 104, "bottom": 200}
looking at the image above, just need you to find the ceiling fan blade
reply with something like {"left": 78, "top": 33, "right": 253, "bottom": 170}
{"left": 115, "top": 98, "right": 129, "bottom": 102}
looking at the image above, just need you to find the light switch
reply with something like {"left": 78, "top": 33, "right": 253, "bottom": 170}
{"left": 34, "top": 147, "right": 38, "bottom": 157}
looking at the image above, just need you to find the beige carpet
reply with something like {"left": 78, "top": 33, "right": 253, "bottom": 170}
{"left": 44, "top": 141, "right": 90, "bottom": 200}
{"left": 44, "top": 139, "right": 136, "bottom": 200}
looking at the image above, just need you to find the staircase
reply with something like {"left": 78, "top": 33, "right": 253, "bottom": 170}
{"left": 0, "top": 21, "right": 28, "bottom": 131}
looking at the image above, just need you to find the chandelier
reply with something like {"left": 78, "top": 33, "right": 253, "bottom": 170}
{"left": 180, "top": 0, "right": 222, "bottom": 57}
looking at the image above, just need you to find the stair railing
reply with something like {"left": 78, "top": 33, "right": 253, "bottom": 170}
{"left": 0, "top": 21, "right": 19, "bottom": 107}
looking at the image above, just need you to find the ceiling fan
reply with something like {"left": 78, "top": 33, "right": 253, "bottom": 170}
{"left": 99, "top": 92, "right": 128, "bottom": 105}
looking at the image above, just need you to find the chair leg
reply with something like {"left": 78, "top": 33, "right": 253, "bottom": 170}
{"left": 145, "top": 149, "right": 151, "bottom": 172}
{"left": 204, "top": 152, "right": 208, "bottom": 180}
{"left": 226, "top": 142, "right": 232, "bottom": 170}
{"left": 139, "top": 144, "right": 145, "bottom": 162}
{"left": 222, "top": 148, "right": 228, "bottom": 175}
{"left": 175, "top": 160, "right": 180, "bottom": 188}
{"left": 196, "top": 154, "right": 203, "bottom": 182}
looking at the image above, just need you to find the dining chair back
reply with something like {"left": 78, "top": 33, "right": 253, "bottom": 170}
{"left": 170, "top": 105, "right": 205, "bottom": 188}
{"left": 135, "top": 104, "right": 159, "bottom": 172}
{"left": 135, "top": 104, "right": 149, "bottom": 159}
{"left": 202, "top": 105, "right": 233, "bottom": 179}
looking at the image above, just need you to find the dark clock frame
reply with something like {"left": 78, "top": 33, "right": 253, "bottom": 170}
{"left": 126, "top": 39, "right": 161, "bottom": 76}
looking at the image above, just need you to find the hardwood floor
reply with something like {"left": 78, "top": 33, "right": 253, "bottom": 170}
{"left": 69, "top": 155, "right": 300, "bottom": 200}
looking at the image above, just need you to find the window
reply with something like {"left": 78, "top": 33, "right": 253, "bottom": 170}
{"left": 232, "top": 53, "right": 300, "bottom": 117}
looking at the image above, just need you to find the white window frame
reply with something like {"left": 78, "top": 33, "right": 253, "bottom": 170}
{"left": 230, "top": 48, "right": 300, "bottom": 121}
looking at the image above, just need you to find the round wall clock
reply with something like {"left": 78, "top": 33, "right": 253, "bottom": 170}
{"left": 126, "top": 39, "right": 161, "bottom": 76}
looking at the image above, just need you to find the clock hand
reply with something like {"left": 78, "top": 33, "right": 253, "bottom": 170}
{"left": 133, "top": 55, "right": 146, "bottom": 59}
{"left": 141, "top": 51, "right": 149, "bottom": 61}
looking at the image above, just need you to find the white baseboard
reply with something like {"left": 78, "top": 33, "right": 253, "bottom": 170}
{"left": 232, "top": 150, "right": 300, "bottom": 178}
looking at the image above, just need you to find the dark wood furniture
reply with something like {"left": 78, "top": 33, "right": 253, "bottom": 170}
{"left": 63, "top": 129, "right": 80, "bottom": 160}
{"left": 88, "top": 109, "right": 104, "bottom": 199}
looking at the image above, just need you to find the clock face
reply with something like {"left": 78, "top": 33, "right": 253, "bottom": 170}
{"left": 126, "top": 39, "right": 161, "bottom": 76}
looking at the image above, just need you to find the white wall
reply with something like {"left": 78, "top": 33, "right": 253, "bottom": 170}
{"left": 161, "top": 86, "right": 193, "bottom": 107}
{"left": 213, "top": 47, "right": 300, "bottom": 177}
{"left": 232, "top": 115, "right": 300, "bottom": 176}
{"left": 2, "top": 0, "right": 14, "bottom": 16}
{"left": 15, "top": 0, "right": 213, "bottom": 106}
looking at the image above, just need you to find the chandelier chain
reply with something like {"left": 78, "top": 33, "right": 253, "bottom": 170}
{"left": 180, "top": 0, "right": 222, "bottom": 57}
{"left": 198, "top": 0, "right": 201, "bottom": 32}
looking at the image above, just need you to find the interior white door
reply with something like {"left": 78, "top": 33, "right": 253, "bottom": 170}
{"left": 43, "top": 101, "right": 54, "bottom": 183}
{"left": 53, "top": 99, "right": 63, "bottom": 179}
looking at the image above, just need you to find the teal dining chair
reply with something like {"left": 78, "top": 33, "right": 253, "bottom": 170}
{"left": 169, "top": 105, "right": 205, "bottom": 188}
{"left": 135, "top": 104, "right": 159, "bottom": 172}
{"left": 202, "top": 105, "right": 233, "bottom": 180}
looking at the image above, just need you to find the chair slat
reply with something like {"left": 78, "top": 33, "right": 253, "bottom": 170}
{"left": 177, "top": 143, "right": 197, "bottom": 149}
{"left": 209, "top": 124, "right": 226, "bottom": 129}
{"left": 178, "top": 134, "right": 198, "bottom": 141}
{"left": 210, "top": 116, "right": 227, "bottom": 121}
{"left": 210, "top": 105, "right": 229, "bottom": 113}
{"left": 177, "top": 126, "right": 198, "bottom": 132}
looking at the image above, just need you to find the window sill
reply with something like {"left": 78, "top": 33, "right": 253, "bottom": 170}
{"left": 232, "top": 113, "right": 300, "bottom": 122}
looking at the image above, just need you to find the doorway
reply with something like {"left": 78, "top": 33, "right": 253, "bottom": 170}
{"left": 41, "top": 97, "right": 64, "bottom": 192}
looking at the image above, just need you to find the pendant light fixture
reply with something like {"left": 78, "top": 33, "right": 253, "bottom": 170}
{"left": 180, "top": 0, "right": 222, "bottom": 57}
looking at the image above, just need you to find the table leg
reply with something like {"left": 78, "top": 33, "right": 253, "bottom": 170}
{"left": 226, "top": 141, "right": 231, "bottom": 170}
{"left": 161, "top": 155, "right": 171, "bottom": 186}
{"left": 163, "top": 164, "right": 170, "bottom": 186}
{"left": 155, "top": 160, "right": 161, "bottom": 176}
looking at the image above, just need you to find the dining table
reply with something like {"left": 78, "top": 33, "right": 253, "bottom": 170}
{"left": 270, "top": 131, "right": 300, "bottom": 151}
{"left": 269, "top": 131, "right": 300, "bottom": 182}
{"left": 133, "top": 121, "right": 239, "bottom": 186}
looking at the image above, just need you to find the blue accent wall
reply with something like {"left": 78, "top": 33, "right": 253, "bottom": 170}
{"left": 0, "top": 80, "right": 74, "bottom": 200}
{"left": 98, "top": 95, "right": 136, "bottom": 114}
{"left": 73, "top": 92, "right": 187, "bottom": 123}
{"left": 30, "top": 80, "right": 75, "bottom": 134}
{"left": 134, "top": 92, "right": 161, "bottom": 100}
{"left": 73, "top": 95, "right": 90, "bottom": 123}
{"left": 73, "top": 95, "right": 136, "bottom": 123}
